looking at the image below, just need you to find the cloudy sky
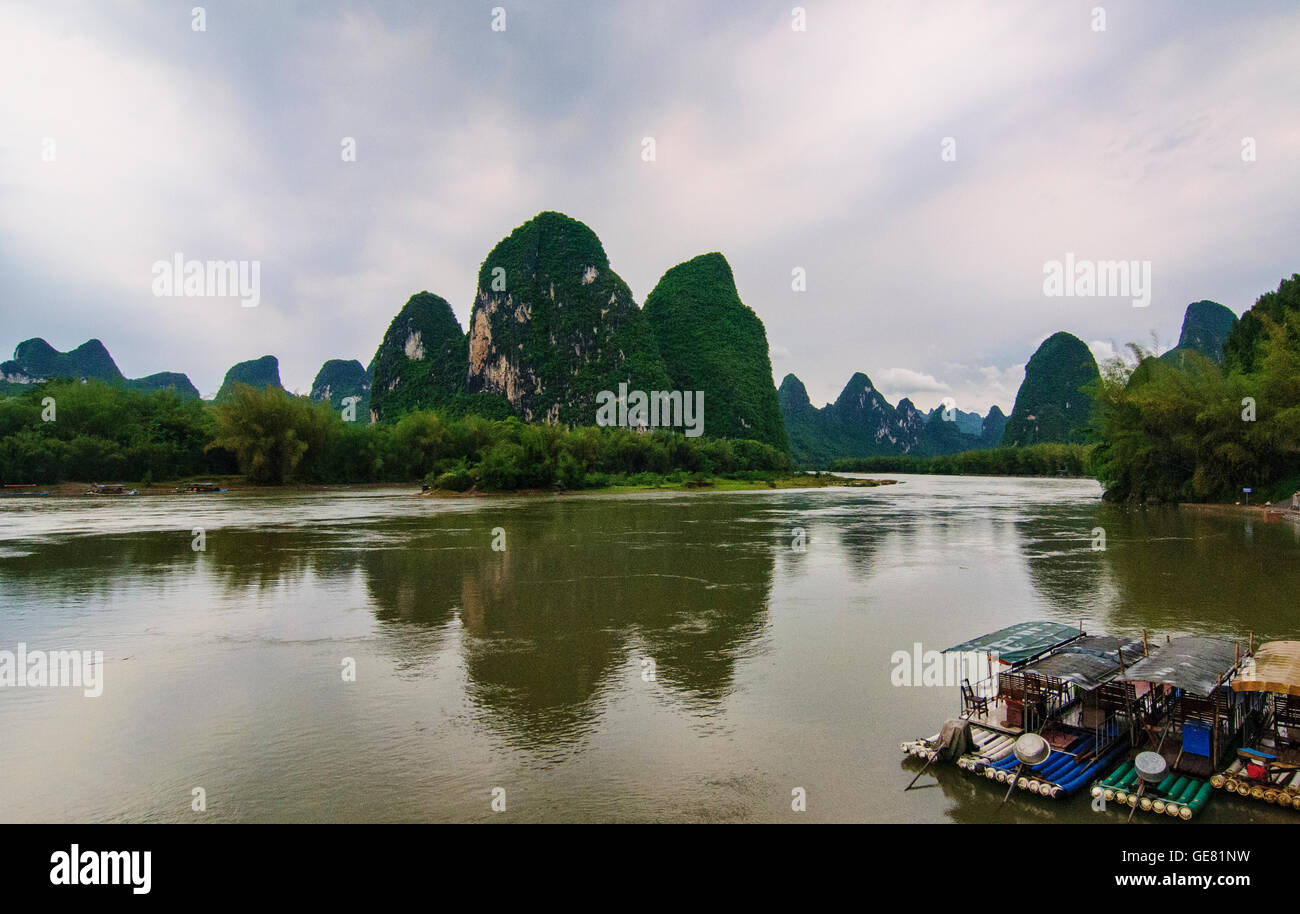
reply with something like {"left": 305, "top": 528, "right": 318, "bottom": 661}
{"left": 2, "top": 1, "right": 1298, "bottom": 413}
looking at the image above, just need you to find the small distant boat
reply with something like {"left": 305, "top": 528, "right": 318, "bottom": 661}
{"left": 183, "top": 482, "right": 228, "bottom": 493}
{"left": 0, "top": 484, "right": 50, "bottom": 498}
{"left": 88, "top": 483, "right": 138, "bottom": 495}
{"left": 1210, "top": 640, "right": 1300, "bottom": 812}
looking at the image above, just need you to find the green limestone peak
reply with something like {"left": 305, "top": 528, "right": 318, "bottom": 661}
{"left": 130, "top": 372, "right": 201, "bottom": 398}
{"left": 777, "top": 373, "right": 813, "bottom": 412}
{"left": 979, "top": 405, "right": 1008, "bottom": 448}
{"left": 368, "top": 292, "right": 467, "bottom": 422}
{"left": 465, "top": 211, "right": 669, "bottom": 424}
{"left": 643, "top": 252, "right": 787, "bottom": 450}
{"left": 834, "top": 372, "right": 881, "bottom": 408}
{"left": 215, "top": 355, "right": 283, "bottom": 403}
{"left": 1160, "top": 300, "right": 1237, "bottom": 366}
{"left": 1001, "top": 331, "right": 1099, "bottom": 445}
{"left": 311, "top": 359, "right": 371, "bottom": 413}
{"left": 2, "top": 337, "right": 197, "bottom": 397}
{"left": 5, "top": 338, "right": 123, "bottom": 383}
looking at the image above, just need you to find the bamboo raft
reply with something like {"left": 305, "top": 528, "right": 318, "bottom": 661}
{"left": 1087, "top": 636, "right": 1251, "bottom": 821}
{"left": 902, "top": 624, "right": 1290, "bottom": 823}
{"left": 1092, "top": 763, "right": 1214, "bottom": 819}
{"left": 1208, "top": 641, "right": 1300, "bottom": 813}
{"left": 1212, "top": 757, "right": 1300, "bottom": 810}
{"left": 969, "top": 725, "right": 1129, "bottom": 799}
{"left": 902, "top": 623, "right": 1144, "bottom": 803}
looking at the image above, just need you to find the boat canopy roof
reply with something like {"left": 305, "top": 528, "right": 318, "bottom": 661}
{"left": 1231, "top": 641, "right": 1300, "bottom": 697}
{"left": 943, "top": 620, "right": 1081, "bottom": 665}
{"left": 1017, "top": 636, "right": 1146, "bottom": 690}
{"left": 1114, "top": 636, "right": 1240, "bottom": 696}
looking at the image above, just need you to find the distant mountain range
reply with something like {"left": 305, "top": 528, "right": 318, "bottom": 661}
{"left": 777, "top": 371, "right": 1009, "bottom": 466}
{"left": 0, "top": 211, "right": 1243, "bottom": 467}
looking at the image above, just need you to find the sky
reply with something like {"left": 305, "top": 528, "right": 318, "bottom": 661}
{"left": 2, "top": 1, "right": 1298, "bottom": 413}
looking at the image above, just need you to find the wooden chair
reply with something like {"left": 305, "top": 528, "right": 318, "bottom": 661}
{"left": 961, "top": 679, "right": 990, "bottom": 719}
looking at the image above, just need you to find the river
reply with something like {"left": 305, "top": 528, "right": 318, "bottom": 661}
{"left": 1, "top": 475, "right": 1297, "bottom": 823}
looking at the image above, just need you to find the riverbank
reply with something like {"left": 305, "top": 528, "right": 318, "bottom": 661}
{"left": 15, "top": 478, "right": 362, "bottom": 498}
{"left": 1179, "top": 501, "right": 1300, "bottom": 525}
{"left": 421, "top": 473, "right": 899, "bottom": 497}
{"left": 14, "top": 474, "right": 898, "bottom": 499}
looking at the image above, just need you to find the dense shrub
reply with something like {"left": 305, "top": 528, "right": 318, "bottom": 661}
{"left": 0, "top": 379, "right": 793, "bottom": 490}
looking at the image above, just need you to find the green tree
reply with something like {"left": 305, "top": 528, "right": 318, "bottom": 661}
{"left": 209, "top": 384, "right": 327, "bottom": 484}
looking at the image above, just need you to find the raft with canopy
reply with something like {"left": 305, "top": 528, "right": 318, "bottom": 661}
{"left": 1211, "top": 640, "right": 1300, "bottom": 811}
{"left": 902, "top": 623, "right": 1146, "bottom": 802}
{"left": 951, "top": 635, "right": 1145, "bottom": 799}
{"left": 1090, "top": 635, "right": 1249, "bottom": 820}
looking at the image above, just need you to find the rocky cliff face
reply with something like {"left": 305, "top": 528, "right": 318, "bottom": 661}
{"left": 311, "top": 359, "right": 371, "bottom": 414}
{"left": 1, "top": 337, "right": 197, "bottom": 396}
{"left": 215, "top": 355, "right": 284, "bottom": 403}
{"left": 892, "top": 398, "right": 928, "bottom": 453}
{"left": 642, "top": 252, "right": 786, "bottom": 450}
{"left": 368, "top": 292, "right": 467, "bottom": 422}
{"left": 1001, "top": 332, "right": 1099, "bottom": 445}
{"left": 465, "top": 211, "right": 669, "bottom": 425}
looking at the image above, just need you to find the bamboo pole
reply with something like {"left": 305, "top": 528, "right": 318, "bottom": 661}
{"left": 905, "top": 752, "right": 942, "bottom": 790}
{"left": 1001, "top": 763, "right": 1023, "bottom": 806}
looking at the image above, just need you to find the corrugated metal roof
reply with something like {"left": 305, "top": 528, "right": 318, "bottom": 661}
{"left": 1115, "top": 636, "right": 1241, "bottom": 695}
{"left": 1231, "top": 641, "right": 1300, "bottom": 697}
{"left": 943, "top": 621, "right": 1082, "bottom": 665}
{"left": 1018, "top": 636, "right": 1146, "bottom": 690}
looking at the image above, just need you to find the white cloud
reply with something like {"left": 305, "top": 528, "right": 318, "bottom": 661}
{"left": 1, "top": 0, "right": 1297, "bottom": 402}
{"left": 1088, "top": 340, "right": 1118, "bottom": 364}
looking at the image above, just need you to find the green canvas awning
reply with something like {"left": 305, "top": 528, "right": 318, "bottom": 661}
{"left": 943, "top": 621, "right": 1082, "bottom": 665}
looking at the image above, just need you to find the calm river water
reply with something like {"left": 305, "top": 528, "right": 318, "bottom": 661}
{"left": 1, "top": 475, "right": 1297, "bottom": 823}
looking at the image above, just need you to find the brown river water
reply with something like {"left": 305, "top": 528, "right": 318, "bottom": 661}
{"left": 1, "top": 474, "right": 1297, "bottom": 823}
